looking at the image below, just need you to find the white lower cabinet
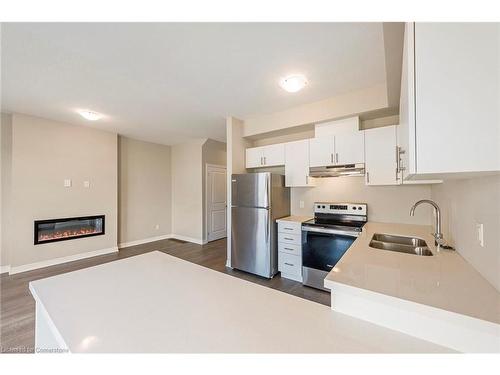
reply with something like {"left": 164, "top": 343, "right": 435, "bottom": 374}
{"left": 278, "top": 252, "right": 302, "bottom": 281}
{"left": 276, "top": 221, "right": 303, "bottom": 282}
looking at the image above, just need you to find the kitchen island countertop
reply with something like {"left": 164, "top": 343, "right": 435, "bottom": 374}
{"left": 29, "top": 251, "right": 451, "bottom": 353}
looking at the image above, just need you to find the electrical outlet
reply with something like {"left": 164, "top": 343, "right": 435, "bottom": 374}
{"left": 299, "top": 200, "right": 305, "bottom": 209}
{"left": 155, "top": 224, "right": 160, "bottom": 230}
{"left": 476, "top": 223, "right": 484, "bottom": 247}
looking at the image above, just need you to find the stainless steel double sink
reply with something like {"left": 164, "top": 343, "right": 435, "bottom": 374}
{"left": 369, "top": 233, "right": 433, "bottom": 256}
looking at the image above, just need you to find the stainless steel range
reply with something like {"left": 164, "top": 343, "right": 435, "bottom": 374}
{"left": 302, "top": 202, "right": 367, "bottom": 291}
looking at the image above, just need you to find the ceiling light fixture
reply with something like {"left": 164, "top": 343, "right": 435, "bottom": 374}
{"left": 78, "top": 110, "right": 103, "bottom": 121}
{"left": 279, "top": 74, "right": 308, "bottom": 93}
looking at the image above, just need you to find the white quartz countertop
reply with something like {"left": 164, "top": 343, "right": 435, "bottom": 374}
{"left": 29, "top": 251, "right": 452, "bottom": 353}
{"left": 275, "top": 215, "right": 312, "bottom": 223}
{"left": 324, "top": 222, "right": 500, "bottom": 325}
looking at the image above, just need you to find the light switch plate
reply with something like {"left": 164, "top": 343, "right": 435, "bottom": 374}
{"left": 299, "top": 200, "right": 305, "bottom": 209}
{"left": 83, "top": 181, "right": 90, "bottom": 188}
{"left": 64, "top": 179, "right": 72, "bottom": 187}
{"left": 476, "top": 223, "right": 484, "bottom": 247}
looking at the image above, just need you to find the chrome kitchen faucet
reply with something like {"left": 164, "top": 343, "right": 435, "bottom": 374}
{"left": 410, "top": 199, "right": 451, "bottom": 249}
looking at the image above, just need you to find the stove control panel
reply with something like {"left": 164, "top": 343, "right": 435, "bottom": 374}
{"left": 314, "top": 202, "right": 367, "bottom": 216}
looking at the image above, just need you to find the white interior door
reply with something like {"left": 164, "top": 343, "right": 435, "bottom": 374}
{"left": 207, "top": 165, "right": 227, "bottom": 242}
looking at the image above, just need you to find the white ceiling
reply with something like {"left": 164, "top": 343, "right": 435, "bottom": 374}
{"left": 1, "top": 23, "right": 392, "bottom": 145}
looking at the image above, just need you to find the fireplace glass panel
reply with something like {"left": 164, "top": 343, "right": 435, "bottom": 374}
{"left": 34, "top": 215, "right": 105, "bottom": 244}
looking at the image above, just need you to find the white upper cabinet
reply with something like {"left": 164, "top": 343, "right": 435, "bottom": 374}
{"left": 285, "top": 140, "right": 315, "bottom": 187}
{"left": 309, "top": 137, "right": 335, "bottom": 167}
{"left": 365, "top": 126, "right": 398, "bottom": 186}
{"left": 309, "top": 132, "right": 364, "bottom": 167}
{"left": 263, "top": 143, "right": 285, "bottom": 167}
{"left": 245, "top": 147, "right": 264, "bottom": 168}
{"left": 245, "top": 143, "right": 285, "bottom": 168}
{"left": 398, "top": 22, "right": 416, "bottom": 179}
{"left": 399, "top": 22, "right": 500, "bottom": 179}
{"left": 334, "top": 131, "right": 365, "bottom": 165}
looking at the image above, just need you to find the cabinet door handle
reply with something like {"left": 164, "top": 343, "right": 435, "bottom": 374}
{"left": 395, "top": 145, "right": 400, "bottom": 180}
{"left": 330, "top": 153, "right": 333, "bottom": 164}
{"left": 263, "top": 156, "right": 266, "bottom": 165}
{"left": 335, "top": 153, "right": 339, "bottom": 163}
{"left": 284, "top": 248, "right": 294, "bottom": 251}
{"left": 284, "top": 237, "right": 294, "bottom": 241}
{"left": 283, "top": 227, "right": 293, "bottom": 230}
{"left": 306, "top": 175, "right": 309, "bottom": 185}
{"left": 366, "top": 171, "right": 370, "bottom": 184}
{"left": 284, "top": 262, "right": 294, "bottom": 266}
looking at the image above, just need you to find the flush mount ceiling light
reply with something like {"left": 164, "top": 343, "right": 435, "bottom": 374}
{"left": 279, "top": 74, "right": 308, "bottom": 93}
{"left": 78, "top": 110, "right": 103, "bottom": 121}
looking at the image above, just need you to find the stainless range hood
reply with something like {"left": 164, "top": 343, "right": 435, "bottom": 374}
{"left": 309, "top": 164, "right": 365, "bottom": 178}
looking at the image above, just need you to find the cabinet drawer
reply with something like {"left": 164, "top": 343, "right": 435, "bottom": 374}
{"left": 278, "top": 252, "right": 302, "bottom": 278}
{"left": 277, "top": 221, "right": 301, "bottom": 235}
{"left": 278, "top": 232, "right": 301, "bottom": 245}
{"left": 278, "top": 242, "right": 301, "bottom": 257}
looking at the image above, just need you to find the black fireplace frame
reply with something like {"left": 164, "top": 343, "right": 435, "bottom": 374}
{"left": 34, "top": 215, "right": 105, "bottom": 245}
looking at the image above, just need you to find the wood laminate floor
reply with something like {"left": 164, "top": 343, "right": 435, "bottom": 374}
{"left": 0, "top": 238, "right": 329, "bottom": 353}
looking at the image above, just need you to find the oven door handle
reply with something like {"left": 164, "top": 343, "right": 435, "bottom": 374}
{"left": 301, "top": 225, "right": 359, "bottom": 237}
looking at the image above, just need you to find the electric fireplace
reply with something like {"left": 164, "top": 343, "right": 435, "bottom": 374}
{"left": 34, "top": 215, "right": 105, "bottom": 245}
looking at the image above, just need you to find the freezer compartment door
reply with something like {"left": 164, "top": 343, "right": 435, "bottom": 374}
{"left": 231, "top": 173, "right": 270, "bottom": 208}
{"left": 231, "top": 206, "right": 272, "bottom": 278}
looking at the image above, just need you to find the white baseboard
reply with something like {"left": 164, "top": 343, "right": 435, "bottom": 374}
{"left": 119, "top": 233, "right": 207, "bottom": 248}
{"left": 118, "top": 234, "right": 173, "bottom": 248}
{"left": 9, "top": 247, "right": 119, "bottom": 275}
{"left": 0, "top": 265, "right": 11, "bottom": 274}
{"left": 170, "top": 234, "right": 207, "bottom": 245}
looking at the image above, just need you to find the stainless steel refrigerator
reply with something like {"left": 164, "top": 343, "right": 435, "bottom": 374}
{"left": 231, "top": 173, "right": 290, "bottom": 278}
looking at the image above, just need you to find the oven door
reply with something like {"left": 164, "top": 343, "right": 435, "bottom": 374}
{"left": 302, "top": 225, "right": 358, "bottom": 272}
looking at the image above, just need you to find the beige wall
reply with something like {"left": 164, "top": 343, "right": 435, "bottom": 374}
{"left": 171, "top": 139, "right": 205, "bottom": 242}
{"left": 431, "top": 175, "right": 500, "bottom": 291}
{"left": 8, "top": 114, "right": 118, "bottom": 268}
{"left": 243, "top": 84, "right": 389, "bottom": 137}
{"left": 291, "top": 177, "right": 433, "bottom": 225}
{"left": 202, "top": 139, "right": 227, "bottom": 242}
{"left": 118, "top": 136, "right": 172, "bottom": 245}
{"left": 202, "top": 139, "right": 226, "bottom": 168}
{"left": 1, "top": 113, "right": 12, "bottom": 269}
